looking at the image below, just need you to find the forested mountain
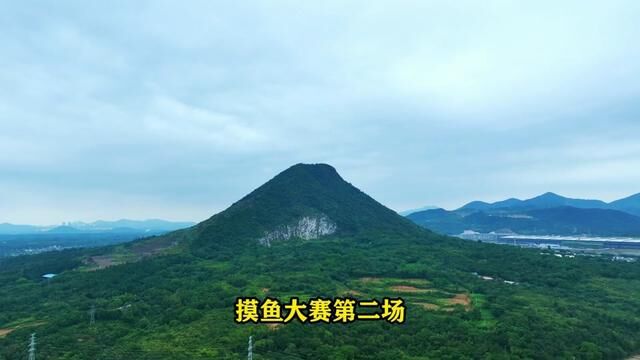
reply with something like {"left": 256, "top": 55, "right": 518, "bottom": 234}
{"left": 183, "top": 163, "right": 423, "bottom": 257}
{"left": 1, "top": 164, "right": 640, "bottom": 359}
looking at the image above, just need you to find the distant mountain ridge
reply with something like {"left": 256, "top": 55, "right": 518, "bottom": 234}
{"left": 457, "top": 192, "right": 637, "bottom": 215}
{"left": 70, "top": 219, "right": 196, "bottom": 232}
{"left": 0, "top": 219, "right": 195, "bottom": 235}
{"left": 0, "top": 223, "right": 42, "bottom": 235}
{"left": 457, "top": 192, "right": 595, "bottom": 213}
{"left": 407, "top": 192, "right": 640, "bottom": 236}
{"left": 408, "top": 206, "right": 640, "bottom": 236}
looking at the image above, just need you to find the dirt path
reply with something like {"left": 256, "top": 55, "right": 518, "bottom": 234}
{"left": 390, "top": 285, "right": 432, "bottom": 293}
{"left": 0, "top": 321, "right": 46, "bottom": 338}
{"left": 415, "top": 302, "right": 440, "bottom": 310}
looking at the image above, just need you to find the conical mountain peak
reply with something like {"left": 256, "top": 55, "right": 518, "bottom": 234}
{"left": 187, "top": 163, "right": 423, "bottom": 256}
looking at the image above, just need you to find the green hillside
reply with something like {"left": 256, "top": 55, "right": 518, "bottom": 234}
{"left": 187, "top": 163, "right": 423, "bottom": 257}
{"left": 1, "top": 164, "right": 640, "bottom": 359}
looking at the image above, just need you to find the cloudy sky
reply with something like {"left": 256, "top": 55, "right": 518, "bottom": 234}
{"left": 1, "top": 1, "right": 639, "bottom": 224}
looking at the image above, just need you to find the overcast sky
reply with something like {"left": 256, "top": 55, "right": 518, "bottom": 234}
{"left": 1, "top": 1, "right": 640, "bottom": 225}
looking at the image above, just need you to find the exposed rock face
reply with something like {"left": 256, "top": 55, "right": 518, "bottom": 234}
{"left": 258, "top": 215, "right": 337, "bottom": 247}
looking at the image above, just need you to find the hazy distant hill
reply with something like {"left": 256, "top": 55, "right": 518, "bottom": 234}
{"left": 408, "top": 206, "right": 640, "bottom": 236}
{"left": 610, "top": 193, "right": 640, "bottom": 216}
{"left": 0, "top": 223, "right": 41, "bottom": 234}
{"left": 458, "top": 192, "right": 610, "bottom": 213}
{"left": 398, "top": 205, "right": 438, "bottom": 216}
{"left": 0, "top": 219, "right": 195, "bottom": 235}
{"left": 70, "top": 219, "right": 196, "bottom": 232}
{"left": 407, "top": 192, "right": 640, "bottom": 236}
{"left": 46, "top": 225, "right": 82, "bottom": 234}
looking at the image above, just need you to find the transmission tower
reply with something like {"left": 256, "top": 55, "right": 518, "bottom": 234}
{"left": 28, "top": 333, "right": 36, "bottom": 360}
{"left": 89, "top": 304, "right": 96, "bottom": 326}
{"left": 248, "top": 335, "right": 253, "bottom": 360}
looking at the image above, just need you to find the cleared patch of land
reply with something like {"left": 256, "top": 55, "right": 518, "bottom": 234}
{"left": 448, "top": 293, "right": 472, "bottom": 309}
{"left": 79, "top": 234, "right": 185, "bottom": 272}
{"left": 130, "top": 236, "right": 178, "bottom": 256}
{"left": 0, "top": 320, "right": 46, "bottom": 338}
{"left": 349, "top": 277, "right": 477, "bottom": 313}
{"left": 88, "top": 255, "right": 115, "bottom": 269}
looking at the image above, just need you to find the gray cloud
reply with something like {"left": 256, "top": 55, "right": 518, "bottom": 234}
{"left": 1, "top": 1, "right": 639, "bottom": 224}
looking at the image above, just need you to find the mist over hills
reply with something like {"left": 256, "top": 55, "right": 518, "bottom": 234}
{"left": 407, "top": 192, "right": 640, "bottom": 236}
